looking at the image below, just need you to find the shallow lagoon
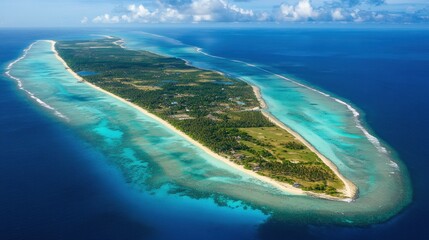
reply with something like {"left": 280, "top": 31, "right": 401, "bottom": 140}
{"left": 118, "top": 31, "right": 411, "bottom": 222}
{"left": 5, "top": 40, "right": 269, "bottom": 240}
{"left": 2, "top": 28, "right": 419, "bottom": 239}
{"left": 9, "top": 36, "right": 411, "bottom": 225}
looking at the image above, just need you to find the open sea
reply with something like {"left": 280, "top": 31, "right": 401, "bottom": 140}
{"left": 0, "top": 26, "right": 428, "bottom": 239}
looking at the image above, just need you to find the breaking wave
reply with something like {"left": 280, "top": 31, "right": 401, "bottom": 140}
{"left": 5, "top": 41, "right": 68, "bottom": 120}
{"left": 194, "top": 47, "right": 390, "bottom": 156}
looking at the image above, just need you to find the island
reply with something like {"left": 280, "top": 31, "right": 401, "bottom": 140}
{"left": 53, "top": 37, "right": 357, "bottom": 201}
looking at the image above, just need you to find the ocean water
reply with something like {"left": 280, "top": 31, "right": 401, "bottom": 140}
{"left": 0, "top": 30, "right": 267, "bottom": 240}
{"left": 1, "top": 27, "right": 427, "bottom": 239}
{"left": 118, "top": 29, "right": 411, "bottom": 212}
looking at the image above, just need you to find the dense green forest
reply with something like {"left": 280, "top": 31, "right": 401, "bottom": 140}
{"left": 56, "top": 38, "right": 345, "bottom": 197}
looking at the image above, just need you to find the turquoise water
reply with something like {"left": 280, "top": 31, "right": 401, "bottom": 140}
{"left": 77, "top": 71, "right": 98, "bottom": 76}
{"left": 6, "top": 32, "right": 411, "bottom": 230}
{"left": 117, "top": 31, "right": 411, "bottom": 223}
{"left": 5, "top": 40, "right": 269, "bottom": 239}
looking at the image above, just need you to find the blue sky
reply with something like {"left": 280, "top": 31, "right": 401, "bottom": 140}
{"left": 1, "top": 0, "right": 429, "bottom": 27}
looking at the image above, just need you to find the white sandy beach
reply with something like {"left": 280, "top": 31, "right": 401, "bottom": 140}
{"left": 252, "top": 86, "right": 357, "bottom": 200}
{"left": 50, "top": 40, "right": 357, "bottom": 201}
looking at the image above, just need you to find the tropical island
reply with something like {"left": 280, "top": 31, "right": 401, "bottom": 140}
{"left": 54, "top": 37, "right": 356, "bottom": 200}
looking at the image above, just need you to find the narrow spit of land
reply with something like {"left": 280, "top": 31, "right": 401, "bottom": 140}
{"left": 53, "top": 38, "right": 357, "bottom": 200}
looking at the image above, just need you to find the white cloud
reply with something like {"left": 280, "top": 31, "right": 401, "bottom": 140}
{"left": 188, "top": 0, "right": 256, "bottom": 22}
{"left": 295, "top": 0, "right": 316, "bottom": 19}
{"left": 190, "top": 0, "right": 226, "bottom": 22}
{"left": 348, "top": 9, "right": 358, "bottom": 21}
{"left": 331, "top": 8, "right": 345, "bottom": 20}
{"left": 93, "top": 14, "right": 120, "bottom": 23}
{"left": 89, "top": 0, "right": 429, "bottom": 24}
{"left": 92, "top": 0, "right": 260, "bottom": 24}
{"left": 80, "top": 16, "right": 88, "bottom": 24}
{"left": 120, "top": 4, "right": 158, "bottom": 23}
{"left": 275, "top": 0, "right": 318, "bottom": 21}
{"left": 160, "top": 8, "right": 186, "bottom": 22}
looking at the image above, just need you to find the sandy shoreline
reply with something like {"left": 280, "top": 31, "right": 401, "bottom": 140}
{"left": 51, "top": 40, "right": 356, "bottom": 201}
{"left": 251, "top": 86, "right": 358, "bottom": 201}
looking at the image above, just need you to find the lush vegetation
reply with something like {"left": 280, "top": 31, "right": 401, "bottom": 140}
{"left": 56, "top": 38, "right": 345, "bottom": 196}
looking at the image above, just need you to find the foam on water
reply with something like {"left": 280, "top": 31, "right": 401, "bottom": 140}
{"left": 119, "top": 30, "right": 411, "bottom": 224}
{"left": 270, "top": 72, "right": 389, "bottom": 155}
{"left": 4, "top": 39, "right": 271, "bottom": 238}
{"left": 140, "top": 32, "right": 395, "bottom": 170}
{"left": 5, "top": 41, "right": 68, "bottom": 120}
{"left": 196, "top": 47, "right": 228, "bottom": 60}
{"left": 6, "top": 34, "right": 412, "bottom": 226}
{"left": 200, "top": 48, "right": 390, "bottom": 156}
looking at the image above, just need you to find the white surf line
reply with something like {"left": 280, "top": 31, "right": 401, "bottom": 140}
{"left": 115, "top": 32, "right": 370, "bottom": 186}
{"left": 250, "top": 84, "right": 357, "bottom": 201}
{"left": 140, "top": 31, "right": 396, "bottom": 170}
{"left": 113, "top": 34, "right": 227, "bottom": 77}
{"left": 196, "top": 47, "right": 390, "bottom": 156}
{"left": 93, "top": 34, "right": 394, "bottom": 186}
{"left": 260, "top": 68, "right": 388, "bottom": 154}
{"left": 4, "top": 40, "right": 68, "bottom": 121}
{"left": 231, "top": 59, "right": 400, "bottom": 171}
{"left": 235, "top": 61, "right": 401, "bottom": 172}
{"left": 54, "top": 37, "right": 362, "bottom": 201}
{"left": 114, "top": 41, "right": 125, "bottom": 48}
{"left": 51, "top": 39, "right": 331, "bottom": 199}
{"left": 195, "top": 47, "right": 229, "bottom": 60}
{"left": 131, "top": 32, "right": 392, "bottom": 159}
{"left": 90, "top": 34, "right": 115, "bottom": 39}
{"left": 113, "top": 39, "right": 125, "bottom": 48}
{"left": 89, "top": 35, "right": 359, "bottom": 200}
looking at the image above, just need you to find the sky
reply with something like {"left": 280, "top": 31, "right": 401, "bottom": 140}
{"left": 1, "top": 0, "right": 429, "bottom": 27}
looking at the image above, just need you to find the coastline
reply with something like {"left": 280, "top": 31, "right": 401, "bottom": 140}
{"left": 51, "top": 40, "right": 356, "bottom": 201}
{"left": 252, "top": 86, "right": 358, "bottom": 201}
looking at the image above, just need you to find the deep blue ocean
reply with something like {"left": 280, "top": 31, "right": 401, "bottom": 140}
{"left": 1, "top": 27, "right": 428, "bottom": 239}
{"left": 0, "top": 29, "right": 158, "bottom": 239}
